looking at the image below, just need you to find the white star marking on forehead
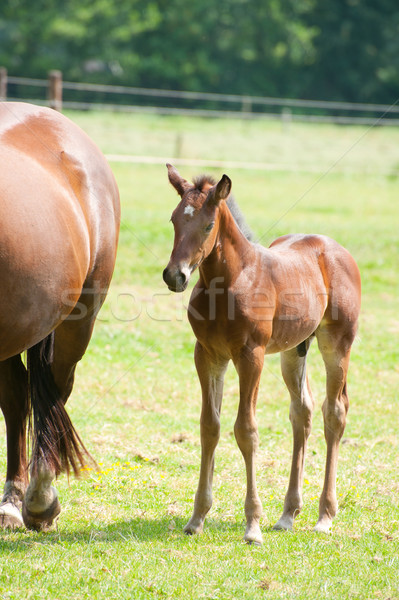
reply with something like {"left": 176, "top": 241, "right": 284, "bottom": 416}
{"left": 183, "top": 205, "right": 195, "bottom": 217}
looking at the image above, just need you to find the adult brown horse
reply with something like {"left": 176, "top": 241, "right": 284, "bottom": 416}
{"left": 0, "top": 102, "right": 120, "bottom": 530}
{"left": 163, "top": 165, "right": 361, "bottom": 544}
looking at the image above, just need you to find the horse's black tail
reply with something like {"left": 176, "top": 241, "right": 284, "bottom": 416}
{"left": 27, "top": 332, "right": 94, "bottom": 478}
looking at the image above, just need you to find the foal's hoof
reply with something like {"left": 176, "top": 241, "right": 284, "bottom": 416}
{"left": 0, "top": 502, "right": 24, "bottom": 530}
{"left": 244, "top": 523, "right": 263, "bottom": 546}
{"left": 22, "top": 496, "right": 61, "bottom": 531}
{"left": 273, "top": 514, "right": 294, "bottom": 531}
{"left": 183, "top": 518, "right": 204, "bottom": 536}
{"left": 313, "top": 517, "right": 332, "bottom": 534}
{"left": 244, "top": 533, "right": 263, "bottom": 546}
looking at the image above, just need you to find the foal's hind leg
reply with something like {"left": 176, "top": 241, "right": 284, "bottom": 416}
{"left": 274, "top": 347, "right": 315, "bottom": 531}
{"left": 0, "top": 356, "right": 29, "bottom": 529}
{"left": 314, "top": 327, "right": 353, "bottom": 533}
{"left": 184, "top": 342, "right": 228, "bottom": 536}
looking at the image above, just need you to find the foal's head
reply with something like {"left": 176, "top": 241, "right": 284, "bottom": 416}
{"left": 163, "top": 164, "right": 231, "bottom": 292}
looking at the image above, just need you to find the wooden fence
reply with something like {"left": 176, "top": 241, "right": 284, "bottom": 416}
{"left": 1, "top": 68, "right": 399, "bottom": 125}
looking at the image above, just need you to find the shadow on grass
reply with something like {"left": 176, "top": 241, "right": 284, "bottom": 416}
{"left": 0, "top": 516, "right": 252, "bottom": 551}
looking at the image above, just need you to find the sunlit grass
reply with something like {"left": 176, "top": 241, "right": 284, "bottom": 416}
{"left": 0, "top": 112, "right": 398, "bottom": 599}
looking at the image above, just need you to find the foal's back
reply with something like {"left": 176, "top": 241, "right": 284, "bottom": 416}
{"left": 249, "top": 232, "right": 361, "bottom": 354}
{"left": 192, "top": 231, "right": 361, "bottom": 357}
{"left": 267, "top": 232, "right": 361, "bottom": 325}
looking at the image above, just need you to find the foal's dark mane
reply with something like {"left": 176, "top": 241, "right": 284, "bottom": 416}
{"left": 192, "top": 174, "right": 254, "bottom": 241}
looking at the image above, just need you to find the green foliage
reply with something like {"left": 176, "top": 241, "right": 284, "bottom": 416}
{"left": 0, "top": 0, "right": 398, "bottom": 102}
{"left": 304, "top": 0, "right": 399, "bottom": 102}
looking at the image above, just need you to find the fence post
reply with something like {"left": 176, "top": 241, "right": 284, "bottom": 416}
{"left": 0, "top": 67, "right": 7, "bottom": 101}
{"left": 48, "top": 70, "right": 62, "bottom": 111}
{"left": 175, "top": 133, "right": 183, "bottom": 159}
{"left": 281, "top": 107, "right": 292, "bottom": 132}
{"left": 241, "top": 96, "right": 252, "bottom": 113}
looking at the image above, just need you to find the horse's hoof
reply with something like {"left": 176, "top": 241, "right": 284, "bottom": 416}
{"left": 0, "top": 502, "right": 24, "bottom": 530}
{"left": 22, "top": 496, "right": 61, "bottom": 531}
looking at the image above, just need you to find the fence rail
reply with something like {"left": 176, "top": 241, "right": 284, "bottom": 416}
{"left": 2, "top": 69, "right": 399, "bottom": 125}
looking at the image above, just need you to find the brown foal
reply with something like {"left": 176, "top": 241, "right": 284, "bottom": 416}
{"left": 163, "top": 165, "right": 361, "bottom": 544}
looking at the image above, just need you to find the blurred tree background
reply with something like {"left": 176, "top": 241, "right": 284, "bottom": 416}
{"left": 0, "top": 0, "right": 398, "bottom": 103}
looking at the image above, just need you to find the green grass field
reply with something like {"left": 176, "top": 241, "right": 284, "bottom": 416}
{"left": 1, "top": 111, "right": 398, "bottom": 599}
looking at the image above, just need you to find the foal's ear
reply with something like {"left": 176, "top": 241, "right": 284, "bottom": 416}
{"left": 166, "top": 164, "right": 191, "bottom": 196}
{"left": 207, "top": 174, "right": 232, "bottom": 207}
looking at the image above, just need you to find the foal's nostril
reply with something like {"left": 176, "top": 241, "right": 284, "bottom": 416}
{"left": 163, "top": 266, "right": 188, "bottom": 292}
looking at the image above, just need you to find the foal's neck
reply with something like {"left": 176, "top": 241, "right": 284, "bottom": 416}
{"left": 199, "top": 200, "right": 254, "bottom": 288}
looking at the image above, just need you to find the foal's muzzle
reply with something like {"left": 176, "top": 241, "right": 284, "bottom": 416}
{"left": 163, "top": 265, "right": 190, "bottom": 293}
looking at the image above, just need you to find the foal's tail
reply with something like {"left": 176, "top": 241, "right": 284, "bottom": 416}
{"left": 27, "top": 332, "right": 94, "bottom": 478}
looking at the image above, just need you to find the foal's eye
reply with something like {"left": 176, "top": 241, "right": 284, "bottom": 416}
{"left": 205, "top": 223, "right": 214, "bottom": 233}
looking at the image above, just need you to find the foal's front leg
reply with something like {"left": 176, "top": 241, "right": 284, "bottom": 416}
{"left": 234, "top": 345, "right": 264, "bottom": 545}
{"left": 184, "top": 342, "right": 228, "bottom": 536}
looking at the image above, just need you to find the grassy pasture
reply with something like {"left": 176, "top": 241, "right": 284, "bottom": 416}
{"left": 0, "top": 111, "right": 398, "bottom": 599}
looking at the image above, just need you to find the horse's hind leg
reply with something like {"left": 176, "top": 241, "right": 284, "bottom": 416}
{"left": 0, "top": 356, "right": 29, "bottom": 529}
{"left": 184, "top": 342, "right": 228, "bottom": 536}
{"left": 22, "top": 296, "right": 100, "bottom": 531}
{"left": 274, "top": 347, "right": 315, "bottom": 531}
{"left": 314, "top": 326, "right": 353, "bottom": 533}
